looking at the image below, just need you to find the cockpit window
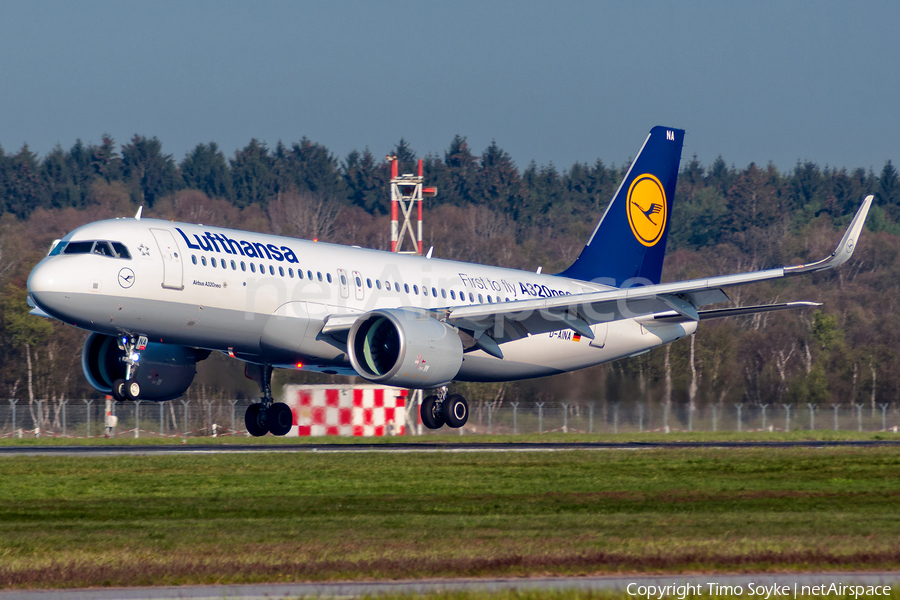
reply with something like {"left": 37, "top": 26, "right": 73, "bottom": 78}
{"left": 60, "top": 240, "right": 132, "bottom": 259}
{"left": 93, "top": 242, "right": 114, "bottom": 256}
{"left": 63, "top": 241, "right": 94, "bottom": 254}
{"left": 111, "top": 242, "right": 131, "bottom": 259}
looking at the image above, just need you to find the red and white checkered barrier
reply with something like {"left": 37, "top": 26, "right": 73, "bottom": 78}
{"left": 283, "top": 385, "right": 408, "bottom": 437}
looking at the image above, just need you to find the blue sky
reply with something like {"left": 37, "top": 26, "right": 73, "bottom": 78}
{"left": 1, "top": 1, "right": 897, "bottom": 173}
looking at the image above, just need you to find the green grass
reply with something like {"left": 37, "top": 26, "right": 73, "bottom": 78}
{"left": 1, "top": 447, "right": 900, "bottom": 588}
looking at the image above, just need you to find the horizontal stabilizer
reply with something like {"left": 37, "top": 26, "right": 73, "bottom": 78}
{"left": 646, "top": 301, "right": 822, "bottom": 323}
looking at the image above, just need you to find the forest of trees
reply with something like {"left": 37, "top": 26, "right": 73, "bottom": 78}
{"left": 1, "top": 133, "right": 899, "bottom": 423}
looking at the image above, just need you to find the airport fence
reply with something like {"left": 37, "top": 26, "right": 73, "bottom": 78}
{"left": 1, "top": 398, "right": 900, "bottom": 439}
{"left": 0, "top": 398, "right": 258, "bottom": 439}
{"left": 439, "top": 399, "right": 900, "bottom": 436}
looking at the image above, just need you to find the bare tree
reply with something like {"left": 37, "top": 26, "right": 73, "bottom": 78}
{"left": 268, "top": 190, "right": 343, "bottom": 241}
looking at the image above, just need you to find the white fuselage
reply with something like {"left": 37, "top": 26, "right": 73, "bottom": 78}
{"left": 27, "top": 218, "right": 695, "bottom": 384}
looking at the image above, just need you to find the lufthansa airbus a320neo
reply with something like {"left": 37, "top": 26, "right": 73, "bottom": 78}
{"left": 26, "top": 127, "right": 873, "bottom": 436}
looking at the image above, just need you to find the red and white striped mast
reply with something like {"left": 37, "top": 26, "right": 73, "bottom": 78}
{"left": 386, "top": 156, "right": 437, "bottom": 434}
{"left": 388, "top": 157, "right": 437, "bottom": 254}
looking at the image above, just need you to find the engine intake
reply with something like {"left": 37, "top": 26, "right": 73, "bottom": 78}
{"left": 81, "top": 333, "right": 202, "bottom": 401}
{"left": 348, "top": 309, "right": 463, "bottom": 388}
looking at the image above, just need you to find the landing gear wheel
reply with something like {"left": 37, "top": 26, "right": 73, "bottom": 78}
{"left": 245, "top": 403, "right": 268, "bottom": 437}
{"left": 421, "top": 395, "right": 445, "bottom": 430}
{"left": 442, "top": 394, "right": 469, "bottom": 428}
{"left": 111, "top": 379, "right": 126, "bottom": 402}
{"left": 124, "top": 381, "right": 141, "bottom": 401}
{"left": 267, "top": 402, "right": 293, "bottom": 436}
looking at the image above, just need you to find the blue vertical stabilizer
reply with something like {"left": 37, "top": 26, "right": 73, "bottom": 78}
{"left": 556, "top": 126, "right": 684, "bottom": 286}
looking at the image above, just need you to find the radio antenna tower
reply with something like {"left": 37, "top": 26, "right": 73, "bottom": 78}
{"left": 386, "top": 156, "right": 437, "bottom": 434}
{"left": 388, "top": 157, "right": 437, "bottom": 254}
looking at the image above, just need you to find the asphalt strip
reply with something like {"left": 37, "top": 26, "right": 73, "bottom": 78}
{"left": 2, "top": 440, "right": 900, "bottom": 456}
{"left": 3, "top": 572, "right": 900, "bottom": 600}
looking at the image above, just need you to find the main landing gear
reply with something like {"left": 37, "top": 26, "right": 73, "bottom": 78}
{"left": 111, "top": 335, "right": 148, "bottom": 402}
{"left": 421, "top": 387, "right": 469, "bottom": 430}
{"left": 244, "top": 364, "right": 293, "bottom": 437}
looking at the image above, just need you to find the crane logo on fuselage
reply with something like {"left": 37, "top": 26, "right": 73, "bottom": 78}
{"left": 626, "top": 173, "right": 667, "bottom": 247}
{"left": 175, "top": 228, "right": 299, "bottom": 263}
{"left": 118, "top": 267, "right": 135, "bottom": 288}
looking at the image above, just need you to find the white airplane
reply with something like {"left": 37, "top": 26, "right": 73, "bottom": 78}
{"left": 26, "top": 126, "right": 873, "bottom": 436}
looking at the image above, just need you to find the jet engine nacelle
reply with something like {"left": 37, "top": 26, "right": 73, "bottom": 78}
{"left": 348, "top": 309, "right": 463, "bottom": 388}
{"left": 81, "top": 333, "right": 202, "bottom": 401}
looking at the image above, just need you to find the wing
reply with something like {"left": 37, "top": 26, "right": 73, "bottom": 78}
{"left": 440, "top": 196, "right": 872, "bottom": 358}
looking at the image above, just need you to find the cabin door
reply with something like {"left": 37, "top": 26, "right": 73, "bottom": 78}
{"left": 151, "top": 229, "right": 184, "bottom": 290}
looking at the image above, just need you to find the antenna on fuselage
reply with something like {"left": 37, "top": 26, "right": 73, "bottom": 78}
{"left": 134, "top": 206, "right": 143, "bottom": 220}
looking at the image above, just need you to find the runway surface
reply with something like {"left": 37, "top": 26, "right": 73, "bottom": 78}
{"left": 2, "top": 572, "right": 899, "bottom": 600}
{"left": 1, "top": 439, "right": 899, "bottom": 456}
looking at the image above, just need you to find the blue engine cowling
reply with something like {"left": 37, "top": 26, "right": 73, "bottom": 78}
{"left": 81, "top": 333, "right": 204, "bottom": 401}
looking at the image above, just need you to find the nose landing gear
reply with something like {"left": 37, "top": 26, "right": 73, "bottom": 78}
{"left": 111, "top": 335, "right": 147, "bottom": 401}
{"left": 243, "top": 364, "right": 293, "bottom": 437}
{"left": 421, "top": 387, "right": 468, "bottom": 430}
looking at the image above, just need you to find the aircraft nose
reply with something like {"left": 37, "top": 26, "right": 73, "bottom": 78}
{"left": 27, "top": 258, "right": 66, "bottom": 315}
{"left": 28, "top": 259, "right": 56, "bottom": 294}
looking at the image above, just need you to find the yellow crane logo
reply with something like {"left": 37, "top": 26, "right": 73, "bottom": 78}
{"left": 626, "top": 173, "right": 667, "bottom": 247}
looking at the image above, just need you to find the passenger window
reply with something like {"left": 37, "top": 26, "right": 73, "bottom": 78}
{"left": 404, "top": 284, "right": 409, "bottom": 293}
{"left": 340, "top": 274, "right": 347, "bottom": 285}
{"left": 487, "top": 295, "right": 492, "bottom": 303}
{"left": 241, "top": 261, "right": 246, "bottom": 271}
{"left": 356, "top": 276, "right": 362, "bottom": 287}
{"left": 327, "top": 273, "right": 332, "bottom": 283}
{"left": 376, "top": 280, "right": 382, "bottom": 290}
{"left": 269, "top": 265, "right": 275, "bottom": 275}
{"left": 259, "top": 263, "right": 264, "bottom": 273}
{"left": 192, "top": 256, "right": 197, "bottom": 265}
{"left": 288, "top": 268, "right": 293, "bottom": 278}
{"left": 478, "top": 294, "right": 483, "bottom": 303}
{"left": 413, "top": 285, "right": 419, "bottom": 295}
{"left": 441, "top": 289, "right": 446, "bottom": 299}
{"left": 450, "top": 290, "right": 456, "bottom": 300}
{"left": 111, "top": 242, "right": 132, "bottom": 259}
{"left": 279, "top": 266, "right": 284, "bottom": 276}
{"left": 317, "top": 272, "right": 323, "bottom": 282}
{"left": 432, "top": 287, "right": 437, "bottom": 297}
{"left": 308, "top": 270, "right": 313, "bottom": 280}
{"left": 395, "top": 282, "right": 401, "bottom": 292}
{"left": 202, "top": 257, "right": 207, "bottom": 266}
{"left": 366, "top": 278, "right": 372, "bottom": 288}
{"left": 63, "top": 241, "right": 94, "bottom": 254}
{"left": 231, "top": 260, "right": 236, "bottom": 270}
{"left": 211, "top": 257, "right": 217, "bottom": 267}
{"left": 250, "top": 263, "right": 256, "bottom": 273}
{"left": 469, "top": 293, "right": 474, "bottom": 302}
